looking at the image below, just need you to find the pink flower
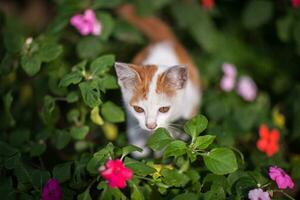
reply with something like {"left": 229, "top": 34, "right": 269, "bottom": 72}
{"left": 99, "top": 159, "right": 133, "bottom": 189}
{"left": 269, "top": 166, "right": 294, "bottom": 189}
{"left": 236, "top": 76, "right": 257, "bottom": 101}
{"left": 291, "top": 0, "right": 300, "bottom": 8}
{"left": 220, "top": 63, "right": 236, "bottom": 92}
{"left": 248, "top": 188, "right": 270, "bottom": 200}
{"left": 42, "top": 179, "right": 63, "bottom": 200}
{"left": 70, "top": 9, "right": 102, "bottom": 36}
{"left": 222, "top": 63, "right": 237, "bottom": 77}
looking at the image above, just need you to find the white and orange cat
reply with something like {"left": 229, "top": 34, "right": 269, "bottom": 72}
{"left": 115, "top": 5, "right": 201, "bottom": 157}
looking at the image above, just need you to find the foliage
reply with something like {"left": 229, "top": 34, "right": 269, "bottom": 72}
{"left": 0, "top": 0, "right": 300, "bottom": 199}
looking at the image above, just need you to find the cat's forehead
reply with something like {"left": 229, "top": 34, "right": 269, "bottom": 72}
{"left": 129, "top": 64, "right": 175, "bottom": 105}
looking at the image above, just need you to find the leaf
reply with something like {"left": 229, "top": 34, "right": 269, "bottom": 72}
{"left": 70, "top": 126, "right": 90, "bottom": 140}
{"left": 124, "top": 157, "right": 156, "bottom": 177}
{"left": 3, "top": 92, "right": 15, "bottom": 126}
{"left": 161, "top": 168, "right": 190, "bottom": 187}
{"left": 184, "top": 115, "right": 208, "bottom": 138}
{"left": 90, "top": 54, "right": 115, "bottom": 76}
{"left": 101, "top": 101, "right": 125, "bottom": 123}
{"left": 59, "top": 71, "right": 83, "bottom": 87}
{"left": 163, "top": 140, "right": 186, "bottom": 159}
{"left": 66, "top": 92, "right": 79, "bottom": 103}
{"left": 53, "top": 130, "right": 71, "bottom": 150}
{"left": 98, "top": 12, "right": 115, "bottom": 41}
{"left": 172, "top": 193, "right": 198, "bottom": 200}
{"left": 77, "top": 37, "right": 104, "bottom": 59}
{"left": 193, "top": 135, "right": 216, "bottom": 150}
{"left": 53, "top": 162, "right": 72, "bottom": 182}
{"left": 77, "top": 189, "right": 92, "bottom": 200}
{"left": 98, "top": 75, "right": 118, "bottom": 90}
{"left": 37, "top": 42, "right": 63, "bottom": 62}
{"left": 242, "top": 0, "right": 273, "bottom": 29}
{"left": 3, "top": 30, "right": 24, "bottom": 54}
{"left": 79, "top": 81, "right": 102, "bottom": 108}
{"left": 41, "top": 95, "right": 56, "bottom": 125}
{"left": 21, "top": 55, "right": 41, "bottom": 76}
{"left": 202, "top": 148, "right": 238, "bottom": 175}
{"left": 147, "top": 128, "right": 173, "bottom": 151}
{"left": 276, "top": 14, "right": 293, "bottom": 42}
{"left": 92, "top": 0, "right": 122, "bottom": 9}
{"left": 101, "top": 122, "right": 118, "bottom": 140}
{"left": 0, "top": 141, "right": 18, "bottom": 157}
{"left": 122, "top": 145, "right": 143, "bottom": 158}
{"left": 131, "top": 183, "right": 144, "bottom": 200}
{"left": 90, "top": 106, "right": 104, "bottom": 126}
{"left": 30, "top": 143, "right": 46, "bottom": 157}
{"left": 31, "top": 170, "right": 50, "bottom": 189}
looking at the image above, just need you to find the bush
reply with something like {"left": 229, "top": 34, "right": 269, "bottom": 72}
{"left": 0, "top": 0, "right": 300, "bottom": 199}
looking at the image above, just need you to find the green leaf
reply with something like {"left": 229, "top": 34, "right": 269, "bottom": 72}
{"left": 90, "top": 54, "right": 115, "bottom": 76}
{"left": 21, "top": 55, "right": 41, "bottom": 76}
{"left": 79, "top": 81, "right": 102, "bottom": 108}
{"left": 124, "top": 157, "right": 156, "bottom": 177}
{"left": 70, "top": 126, "right": 90, "bottom": 140}
{"left": 98, "top": 13, "right": 115, "bottom": 40}
{"left": 163, "top": 140, "right": 186, "bottom": 159}
{"left": 87, "top": 143, "right": 114, "bottom": 174}
{"left": 98, "top": 75, "right": 118, "bottom": 90}
{"left": 101, "top": 101, "right": 125, "bottom": 123}
{"left": 242, "top": 0, "right": 273, "bottom": 29}
{"left": 30, "top": 143, "right": 46, "bottom": 157}
{"left": 172, "top": 193, "right": 198, "bottom": 200}
{"left": 161, "top": 168, "right": 190, "bottom": 187}
{"left": 31, "top": 170, "right": 50, "bottom": 189}
{"left": 77, "top": 37, "right": 104, "bottom": 59}
{"left": 53, "top": 162, "right": 72, "bottom": 182}
{"left": 276, "top": 14, "right": 293, "bottom": 42}
{"left": 193, "top": 135, "right": 216, "bottom": 150}
{"left": 184, "top": 115, "right": 208, "bottom": 138}
{"left": 131, "top": 183, "right": 144, "bottom": 200}
{"left": 0, "top": 141, "right": 18, "bottom": 157}
{"left": 41, "top": 95, "right": 57, "bottom": 125}
{"left": 37, "top": 42, "right": 63, "bottom": 62}
{"left": 122, "top": 145, "right": 143, "bottom": 157}
{"left": 3, "top": 92, "right": 15, "bottom": 126}
{"left": 147, "top": 128, "right": 173, "bottom": 151}
{"left": 92, "top": 0, "right": 122, "bottom": 9}
{"left": 59, "top": 71, "right": 83, "bottom": 87}
{"left": 66, "top": 92, "right": 79, "bottom": 103}
{"left": 77, "top": 189, "right": 92, "bottom": 200}
{"left": 3, "top": 30, "right": 24, "bottom": 54}
{"left": 53, "top": 130, "right": 71, "bottom": 150}
{"left": 202, "top": 148, "right": 238, "bottom": 175}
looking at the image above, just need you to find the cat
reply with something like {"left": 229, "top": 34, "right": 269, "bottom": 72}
{"left": 115, "top": 4, "right": 201, "bottom": 157}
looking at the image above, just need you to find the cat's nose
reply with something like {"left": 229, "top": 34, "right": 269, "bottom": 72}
{"left": 146, "top": 122, "right": 157, "bottom": 130}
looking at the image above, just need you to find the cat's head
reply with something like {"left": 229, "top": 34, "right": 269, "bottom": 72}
{"left": 115, "top": 62, "right": 188, "bottom": 131}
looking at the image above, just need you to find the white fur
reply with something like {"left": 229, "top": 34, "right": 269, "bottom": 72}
{"left": 116, "top": 41, "right": 201, "bottom": 158}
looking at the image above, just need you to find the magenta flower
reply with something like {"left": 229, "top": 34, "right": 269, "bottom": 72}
{"left": 291, "top": 0, "right": 300, "bottom": 8}
{"left": 99, "top": 159, "right": 133, "bottom": 189}
{"left": 248, "top": 188, "right": 270, "bottom": 200}
{"left": 236, "top": 76, "right": 257, "bottom": 101}
{"left": 42, "top": 179, "right": 63, "bottom": 200}
{"left": 269, "top": 166, "right": 294, "bottom": 189}
{"left": 220, "top": 63, "right": 236, "bottom": 91}
{"left": 70, "top": 9, "right": 102, "bottom": 36}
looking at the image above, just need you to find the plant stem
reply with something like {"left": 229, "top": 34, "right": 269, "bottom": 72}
{"left": 273, "top": 190, "right": 295, "bottom": 200}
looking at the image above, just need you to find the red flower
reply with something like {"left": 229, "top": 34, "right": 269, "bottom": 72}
{"left": 99, "top": 159, "right": 133, "bottom": 189}
{"left": 201, "top": 0, "right": 215, "bottom": 10}
{"left": 256, "top": 124, "right": 280, "bottom": 157}
{"left": 291, "top": 0, "right": 300, "bottom": 8}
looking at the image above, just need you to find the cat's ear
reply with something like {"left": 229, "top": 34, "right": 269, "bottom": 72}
{"left": 164, "top": 65, "right": 188, "bottom": 89}
{"left": 115, "top": 62, "right": 139, "bottom": 89}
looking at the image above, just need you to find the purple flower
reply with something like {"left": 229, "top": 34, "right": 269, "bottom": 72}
{"left": 236, "top": 76, "right": 257, "bottom": 101}
{"left": 222, "top": 63, "right": 237, "bottom": 77}
{"left": 269, "top": 166, "right": 294, "bottom": 189}
{"left": 70, "top": 9, "right": 102, "bottom": 36}
{"left": 248, "top": 188, "right": 270, "bottom": 200}
{"left": 220, "top": 63, "right": 236, "bottom": 92}
{"left": 42, "top": 179, "right": 63, "bottom": 200}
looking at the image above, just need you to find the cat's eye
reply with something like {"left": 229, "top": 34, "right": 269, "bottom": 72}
{"left": 159, "top": 106, "right": 170, "bottom": 113}
{"left": 133, "top": 106, "right": 144, "bottom": 113}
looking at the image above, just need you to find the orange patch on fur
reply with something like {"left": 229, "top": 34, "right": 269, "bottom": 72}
{"left": 156, "top": 72, "right": 176, "bottom": 97}
{"left": 129, "top": 64, "right": 157, "bottom": 104}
